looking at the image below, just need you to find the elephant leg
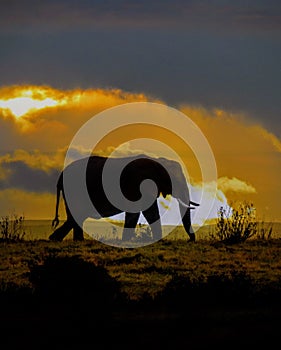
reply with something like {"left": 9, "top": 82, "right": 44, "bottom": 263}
{"left": 49, "top": 220, "right": 74, "bottom": 241}
{"left": 122, "top": 212, "right": 140, "bottom": 241}
{"left": 142, "top": 201, "right": 162, "bottom": 241}
{"left": 179, "top": 206, "right": 195, "bottom": 242}
{"left": 73, "top": 222, "right": 84, "bottom": 241}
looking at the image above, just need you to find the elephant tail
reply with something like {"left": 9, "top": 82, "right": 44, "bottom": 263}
{"left": 52, "top": 173, "right": 63, "bottom": 229}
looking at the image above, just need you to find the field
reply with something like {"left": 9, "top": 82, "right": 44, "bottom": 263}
{"left": 1, "top": 224, "right": 281, "bottom": 348}
{"left": 22, "top": 219, "right": 216, "bottom": 241}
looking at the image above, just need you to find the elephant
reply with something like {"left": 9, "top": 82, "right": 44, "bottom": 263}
{"left": 49, "top": 154, "right": 199, "bottom": 243}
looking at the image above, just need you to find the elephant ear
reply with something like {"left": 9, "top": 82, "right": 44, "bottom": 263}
{"left": 159, "top": 157, "right": 190, "bottom": 196}
{"left": 157, "top": 157, "right": 183, "bottom": 195}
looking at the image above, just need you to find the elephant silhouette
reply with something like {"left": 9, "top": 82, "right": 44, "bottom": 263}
{"left": 49, "top": 155, "right": 199, "bottom": 242}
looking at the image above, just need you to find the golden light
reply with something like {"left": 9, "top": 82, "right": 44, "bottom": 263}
{"left": 0, "top": 97, "right": 59, "bottom": 118}
{"left": 0, "top": 87, "right": 67, "bottom": 118}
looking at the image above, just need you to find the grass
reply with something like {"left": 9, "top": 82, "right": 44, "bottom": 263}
{"left": 1, "top": 232, "right": 281, "bottom": 300}
{"left": 0, "top": 205, "right": 281, "bottom": 349}
{"left": 0, "top": 224, "right": 281, "bottom": 347}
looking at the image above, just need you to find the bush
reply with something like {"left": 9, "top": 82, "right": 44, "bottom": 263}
{"left": 215, "top": 202, "right": 257, "bottom": 244}
{"left": 0, "top": 214, "right": 26, "bottom": 242}
{"left": 29, "top": 255, "right": 124, "bottom": 310}
{"left": 136, "top": 224, "right": 153, "bottom": 242}
{"left": 157, "top": 270, "right": 254, "bottom": 310}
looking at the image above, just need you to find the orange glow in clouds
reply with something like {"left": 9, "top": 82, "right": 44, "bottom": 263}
{"left": 0, "top": 87, "right": 68, "bottom": 118}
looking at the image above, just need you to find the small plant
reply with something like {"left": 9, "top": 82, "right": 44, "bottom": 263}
{"left": 0, "top": 214, "right": 26, "bottom": 242}
{"left": 215, "top": 201, "right": 257, "bottom": 244}
{"left": 257, "top": 220, "right": 274, "bottom": 240}
{"left": 136, "top": 223, "right": 153, "bottom": 242}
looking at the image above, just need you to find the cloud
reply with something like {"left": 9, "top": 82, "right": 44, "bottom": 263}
{"left": 254, "top": 126, "right": 281, "bottom": 153}
{"left": 218, "top": 177, "right": 257, "bottom": 194}
{"left": 0, "top": 148, "right": 66, "bottom": 193}
{"left": 0, "top": 85, "right": 151, "bottom": 123}
{"left": 180, "top": 105, "right": 281, "bottom": 221}
{"left": 0, "top": 149, "right": 66, "bottom": 172}
{"left": 1, "top": 0, "right": 280, "bottom": 33}
{"left": 0, "top": 85, "right": 280, "bottom": 222}
{"left": 0, "top": 85, "right": 156, "bottom": 152}
{"left": 0, "top": 160, "right": 59, "bottom": 193}
{"left": 0, "top": 143, "right": 158, "bottom": 196}
{"left": 92, "top": 142, "right": 159, "bottom": 159}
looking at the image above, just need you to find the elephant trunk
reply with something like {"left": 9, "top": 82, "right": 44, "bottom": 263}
{"left": 178, "top": 202, "right": 195, "bottom": 242}
{"left": 175, "top": 181, "right": 198, "bottom": 242}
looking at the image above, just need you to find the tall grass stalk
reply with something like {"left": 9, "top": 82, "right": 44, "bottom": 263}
{"left": 0, "top": 214, "right": 26, "bottom": 242}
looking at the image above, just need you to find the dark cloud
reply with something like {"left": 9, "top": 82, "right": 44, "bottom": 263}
{"left": 0, "top": 0, "right": 280, "bottom": 32}
{"left": 0, "top": 160, "right": 60, "bottom": 193}
{"left": 0, "top": 30, "right": 280, "bottom": 137}
{"left": 0, "top": 0, "right": 280, "bottom": 137}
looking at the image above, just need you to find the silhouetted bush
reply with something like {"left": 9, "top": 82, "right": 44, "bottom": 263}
{"left": 136, "top": 224, "right": 153, "bottom": 243}
{"left": 0, "top": 281, "right": 33, "bottom": 307}
{"left": 29, "top": 255, "right": 123, "bottom": 314}
{"left": 157, "top": 271, "right": 254, "bottom": 310}
{"left": 215, "top": 202, "right": 257, "bottom": 244}
{"left": 0, "top": 214, "right": 26, "bottom": 242}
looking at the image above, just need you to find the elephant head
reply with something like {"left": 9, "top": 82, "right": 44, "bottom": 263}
{"left": 155, "top": 157, "right": 199, "bottom": 240}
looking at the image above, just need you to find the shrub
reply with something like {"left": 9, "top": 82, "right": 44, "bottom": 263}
{"left": 0, "top": 214, "right": 26, "bottom": 242}
{"left": 215, "top": 202, "right": 257, "bottom": 244}
{"left": 29, "top": 255, "right": 124, "bottom": 309}
{"left": 157, "top": 270, "right": 254, "bottom": 309}
{"left": 136, "top": 224, "right": 153, "bottom": 242}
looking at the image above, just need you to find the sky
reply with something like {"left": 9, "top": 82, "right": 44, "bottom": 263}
{"left": 0, "top": 0, "right": 280, "bottom": 225}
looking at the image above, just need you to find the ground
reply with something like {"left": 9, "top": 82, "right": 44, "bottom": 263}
{"left": 0, "top": 232, "right": 281, "bottom": 348}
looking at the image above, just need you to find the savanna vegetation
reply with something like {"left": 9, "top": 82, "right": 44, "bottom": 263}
{"left": 0, "top": 202, "right": 280, "bottom": 348}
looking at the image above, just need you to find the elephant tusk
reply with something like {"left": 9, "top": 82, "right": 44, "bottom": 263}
{"left": 190, "top": 201, "right": 200, "bottom": 206}
{"left": 177, "top": 198, "right": 196, "bottom": 209}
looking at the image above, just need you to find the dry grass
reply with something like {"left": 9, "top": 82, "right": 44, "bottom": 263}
{"left": 1, "top": 233, "right": 281, "bottom": 348}
{"left": 1, "top": 231, "right": 281, "bottom": 300}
